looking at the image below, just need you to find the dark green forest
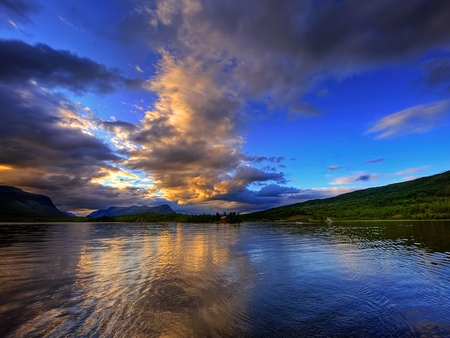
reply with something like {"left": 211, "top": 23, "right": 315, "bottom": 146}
{"left": 242, "top": 170, "right": 450, "bottom": 222}
{"left": 89, "top": 211, "right": 240, "bottom": 223}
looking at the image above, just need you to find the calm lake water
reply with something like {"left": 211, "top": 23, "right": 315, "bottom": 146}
{"left": 1, "top": 221, "right": 450, "bottom": 337}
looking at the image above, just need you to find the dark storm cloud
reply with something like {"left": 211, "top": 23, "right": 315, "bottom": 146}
{"left": 0, "top": 39, "right": 143, "bottom": 94}
{"left": 97, "top": 120, "right": 138, "bottom": 134}
{"left": 256, "top": 184, "right": 300, "bottom": 198}
{"left": 0, "top": 82, "right": 143, "bottom": 211}
{"left": 232, "top": 166, "right": 286, "bottom": 187}
{"left": 114, "top": 0, "right": 450, "bottom": 114}
{"left": 0, "top": 0, "right": 41, "bottom": 22}
{"left": 302, "top": 1, "right": 450, "bottom": 62}
{"left": 0, "top": 84, "right": 119, "bottom": 170}
{"left": 247, "top": 155, "right": 285, "bottom": 164}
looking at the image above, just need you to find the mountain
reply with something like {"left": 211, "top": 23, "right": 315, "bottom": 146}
{"left": 88, "top": 204, "right": 176, "bottom": 218}
{"left": 242, "top": 170, "right": 450, "bottom": 221}
{"left": 0, "top": 186, "right": 67, "bottom": 221}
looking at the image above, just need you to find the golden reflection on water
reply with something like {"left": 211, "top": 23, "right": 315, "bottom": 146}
{"left": 72, "top": 224, "right": 254, "bottom": 337}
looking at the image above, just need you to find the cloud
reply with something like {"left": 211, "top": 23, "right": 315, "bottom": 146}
{"left": 366, "top": 101, "right": 449, "bottom": 138}
{"left": 393, "top": 166, "right": 429, "bottom": 176}
{"left": 0, "top": 39, "right": 148, "bottom": 212}
{"left": 256, "top": 184, "right": 300, "bottom": 197}
{"left": 0, "top": 41, "right": 289, "bottom": 212}
{"left": 103, "top": 0, "right": 450, "bottom": 209}
{"left": 0, "top": 82, "right": 150, "bottom": 211}
{"left": 205, "top": 185, "right": 354, "bottom": 213}
{"left": 4, "top": 1, "right": 450, "bottom": 213}
{"left": 246, "top": 155, "right": 285, "bottom": 163}
{"left": 0, "top": 85, "right": 118, "bottom": 169}
{"left": 329, "top": 167, "right": 429, "bottom": 187}
{"left": 331, "top": 173, "right": 378, "bottom": 185}
{"left": 119, "top": 53, "right": 288, "bottom": 204}
{"left": 232, "top": 166, "right": 286, "bottom": 188}
{"left": 0, "top": 0, "right": 41, "bottom": 23}
{"left": 423, "top": 57, "right": 450, "bottom": 91}
{"left": 111, "top": 0, "right": 450, "bottom": 115}
{"left": 328, "top": 165, "right": 343, "bottom": 171}
{"left": 364, "top": 158, "right": 384, "bottom": 164}
{"left": 0, "top": 39, "right": 143, "bottom": 94}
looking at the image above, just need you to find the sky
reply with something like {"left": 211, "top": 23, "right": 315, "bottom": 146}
{"left": 0, "top": 0, "right": 449, "bottom": 216}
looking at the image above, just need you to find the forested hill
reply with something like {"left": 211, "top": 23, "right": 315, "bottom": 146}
{"left": 242, "top": 170, "right": 450, "bottom": 221}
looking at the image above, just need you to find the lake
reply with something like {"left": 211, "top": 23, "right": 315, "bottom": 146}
{"left": 1, "top": 221, "right": 450, "bottom": 337}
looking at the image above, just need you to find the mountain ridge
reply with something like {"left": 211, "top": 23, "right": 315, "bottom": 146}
{"left": 0, "top": 185, "right": 67, "bottom": 221}
{"left": 87, "top": 204, "right": 176, "bottom": 218}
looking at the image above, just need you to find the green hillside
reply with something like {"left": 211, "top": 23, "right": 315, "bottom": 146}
{"left": 242, "top": 170, "right": 450, "bottom": 222}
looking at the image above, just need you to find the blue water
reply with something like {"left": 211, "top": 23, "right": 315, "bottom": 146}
{"left": 1, "top": 221, "right": 450, "bottom": 337}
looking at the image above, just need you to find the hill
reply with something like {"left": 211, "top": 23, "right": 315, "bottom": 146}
{"left": 0, "top": 186, "right": 68, "bottom": 221}
{"left": 87, "top": 204, "right": 175, "bottom": 217}
{"left": 242, "top": 170, "right": 450, "bottom": 222}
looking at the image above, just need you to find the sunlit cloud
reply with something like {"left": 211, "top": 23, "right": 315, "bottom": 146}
{"left": 366, "top": 101, "right": 449, "bottom": 138}
{"left": 91, "top": 167, "right": 154, "bottom": 190}
{"left": 123, "top": 52, "right": 265, "bottom": 204}
{"left": 331, "top": 173, "right": 378, "bottom": 185}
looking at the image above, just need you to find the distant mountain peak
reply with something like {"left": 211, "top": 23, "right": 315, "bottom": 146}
{"left": 87, "top": 204, "right": 176, "bottom": 217}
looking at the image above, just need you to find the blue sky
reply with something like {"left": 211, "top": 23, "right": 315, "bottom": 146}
{"left": 0, "top": 0, "right": 449, "bottom": 215}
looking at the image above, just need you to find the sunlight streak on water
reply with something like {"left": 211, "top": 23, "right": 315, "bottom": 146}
{"left": 1, "top": 221, "right": 450, "bottom": 337}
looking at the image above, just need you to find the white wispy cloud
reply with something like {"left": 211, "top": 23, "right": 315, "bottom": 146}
{"left": 330, "top": 166, "right": 430, "bottom": 186}
{"left": 366, "top": 101, "right": 449, "bottom": 138}
{"left": 393, "top": 166, "right": 429, "bottom": 176}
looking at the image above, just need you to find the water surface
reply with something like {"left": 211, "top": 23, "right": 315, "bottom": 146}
{"left": 1, "top": 221, "right": 450, "bottom": 337}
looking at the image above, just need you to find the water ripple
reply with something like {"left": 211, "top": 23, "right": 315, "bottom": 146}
{"left": 1, "top": 221, "right": 450, "bottom": 337}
